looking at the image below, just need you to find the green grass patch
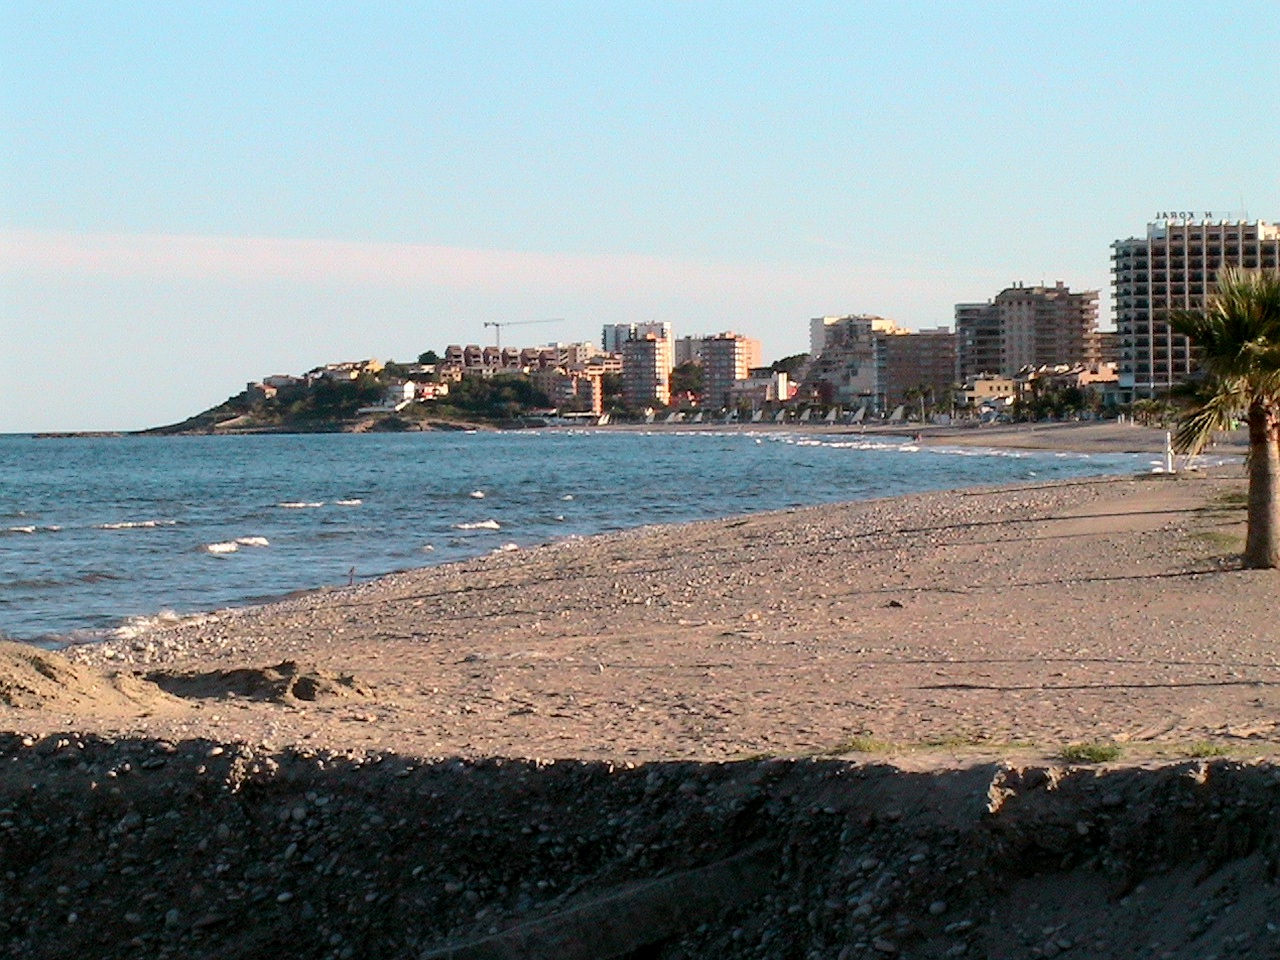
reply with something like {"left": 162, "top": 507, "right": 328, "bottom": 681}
{"left": 1181, "top": 740, "right": 1233, "bottom": 758}
{"left": 1187, "top": 530, "right": 1243, "bottom": 549}
{"left": 1061, "top": 742, "right": 1124, "bottom": 763}
{"left": 818, "top": 735, "right": 896, "bottom": 756}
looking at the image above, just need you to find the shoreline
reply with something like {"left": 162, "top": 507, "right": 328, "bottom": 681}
{"left": 8, "top": 423, "right": 1198, "bottom": 648}
{"left": 20, "top": 459, "right": 1270, "bottom": 769}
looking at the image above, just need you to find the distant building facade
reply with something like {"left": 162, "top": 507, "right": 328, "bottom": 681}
{"left": 700, "top": 332, "right": 763, "bottom": 408}
{"left": 1112, "top": 217, "right": 1280, "bottom": 397}
{"left": 621, "top": 335, "right": 670, "bottom": 408}
{"left": 604, "top": 322, "right": 674, "bottom": 371}
{"left": 727, "top": 369, "right": 791, "bottom": 409}
{"left": 673, "top": 335, "right": 704, "bottom": 367}
{"left": 955, "top": 282, "right": 1099, "bottom": 380}
{"left": 878, "top": 327, "right": 958, "bottom": 409}
{"left": 801, "top": 315, "right": 901, "bottom": 407}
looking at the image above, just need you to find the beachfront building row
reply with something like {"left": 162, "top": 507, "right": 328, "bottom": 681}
{"left": 1112, "top": 216, "right": 1280, "bottom": 398}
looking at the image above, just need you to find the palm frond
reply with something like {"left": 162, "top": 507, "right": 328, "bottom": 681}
{"left": 1170, "top": 266, "right": 1280, "bottom": 382}
{"left": 1172, "top": 386, "right": 1247, "bottom": 454}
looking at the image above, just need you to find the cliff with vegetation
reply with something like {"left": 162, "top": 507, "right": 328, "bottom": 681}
{"left": 144, "top": 365, "right": 553, "bottom": 435}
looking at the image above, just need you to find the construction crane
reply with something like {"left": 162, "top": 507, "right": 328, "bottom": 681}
{"left": 483, "top": 318, "right": 562, "bottom": 350}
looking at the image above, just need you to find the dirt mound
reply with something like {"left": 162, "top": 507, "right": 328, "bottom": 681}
{"left": 0, "top": 739, "right": 1278, "bottom": 960}
{"left": 0, "top": 641, "right": 173, "bottom": 712}
{"left": 146, "top": 660, "right": 369, "bottom": 703}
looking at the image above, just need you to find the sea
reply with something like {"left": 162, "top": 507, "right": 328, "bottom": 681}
{"left": 0, "top": 429, "right": 1170, "bottom": 646}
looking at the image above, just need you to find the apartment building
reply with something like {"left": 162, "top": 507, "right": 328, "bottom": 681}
{"left": 801, "top": 315, "right": 901, "bottom": 407}
{"left": 531, "top": 369, "right": 603, "bottom": 415}
{"left": 878, "top": 327, "right": 958, "bottom": 409}
{"left": 955, "top": 282, "right": 1099, "bottom": 380}
{"left": 700, "top": 332, "right": 763, "bottom": 408}
{"left": 604, "top": 322, "right": 674, "bottom": 371}
{"left": 621, "top": 335, "right": 670, "bottom": 408}
{"left": 1112, "top": 217, "right": 1280, "bottom": 397}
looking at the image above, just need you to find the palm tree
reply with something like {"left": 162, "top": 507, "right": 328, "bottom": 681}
{"left": 1170, "top": 265, "right": 1280, "bottom": 568}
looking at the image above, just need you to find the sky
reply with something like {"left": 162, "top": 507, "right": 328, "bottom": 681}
{"left": 3, "top": 2, "right": 1280, "bottom": 432}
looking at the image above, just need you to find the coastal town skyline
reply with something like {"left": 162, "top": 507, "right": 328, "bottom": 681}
{"left": 4, "top": 2, "right": 1280, "bottom": 432}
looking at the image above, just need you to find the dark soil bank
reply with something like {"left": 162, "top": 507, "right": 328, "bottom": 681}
{"left": 3, "top": 735, "right": 1279, "bottom": 960}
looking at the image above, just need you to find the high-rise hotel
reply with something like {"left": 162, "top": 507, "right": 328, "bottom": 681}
{"left": 1112, "top": 216, "right": 1280, "bottom": 397}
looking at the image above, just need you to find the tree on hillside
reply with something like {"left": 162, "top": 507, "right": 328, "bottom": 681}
{"left": 444, "top": 374, "right": 550, "bottom": 419}
{"left": 771, "top": 353, "right": 809, "bottom": 377}
{"left": 669, "top": 361, "right": 703, "bottom": 399}
{"left": 1171, "top": 265, "right": 1280, "bottom": 568}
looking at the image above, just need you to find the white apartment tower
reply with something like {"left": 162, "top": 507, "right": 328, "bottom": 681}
{"left": 1112, "top": 217, "right": 1280, "bottom": 397}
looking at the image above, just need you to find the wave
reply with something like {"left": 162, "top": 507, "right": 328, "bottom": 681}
{"left": 454, "top": 519, "right": 501, "bottom": 530}
{"left": 97, "top": 519, "right": 178, "bottom": 530}
{"left": 79, "top": 571, "right": 124, "bottom": 584}
{"left": 278, "top": 501, "right": 324, "bottom": 509}
{"left": 470, "top": 490, "right": 486, "bottom": 499}
{"left": 335, "top": 499, "right": 363, "bottom": 506}
{"left": 234, "top": 536, "right": 270, "bottom": 548}
{"left": 203, "top": 541, "right": 240, "bottom": 554}
{"left": 110, "top": 609, "right": 217, "bottom": 641}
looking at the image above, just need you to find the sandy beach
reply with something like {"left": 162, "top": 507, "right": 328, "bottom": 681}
{"left": 3, "top": 421, "right": 1279, "bottom": 959}
{"left": 2, "top": 420, "right": 1267, "bottom": 765}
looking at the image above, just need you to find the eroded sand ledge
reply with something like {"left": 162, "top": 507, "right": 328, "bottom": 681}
{"left": 4, "top": 440, "right": 1280, "bottom": 958}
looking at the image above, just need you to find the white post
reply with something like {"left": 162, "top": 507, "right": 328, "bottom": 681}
{"left": 1164, "top": 431, "right": 1175, "bottom": 474}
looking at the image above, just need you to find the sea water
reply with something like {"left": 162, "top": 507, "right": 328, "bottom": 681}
{"left": 0, "top": 429, "right": 1161, "bottom": 644}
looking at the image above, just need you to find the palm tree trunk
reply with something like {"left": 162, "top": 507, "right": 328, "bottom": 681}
{"left": 1244, "top": 400, "right": 1280, "bottom": 569}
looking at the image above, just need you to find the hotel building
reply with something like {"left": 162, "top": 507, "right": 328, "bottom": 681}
{"left": 1112, "top": 217, "right": 1280, "bottom": 397}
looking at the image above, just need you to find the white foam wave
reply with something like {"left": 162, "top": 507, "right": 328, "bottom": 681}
{"left": 5, "top": 524, "right": 60, "bottom": 534}
{"left": 469, "top": 490, "right": 486, "bottom": 499}
{"left": 111, "top": 609, "right": 216, "bottom": 641}
{"left": 492, "top": 543, "right": 519, "bottom": 553}
{"left": 335, "top": 499, "right": 363, "bottom": 506}
{"left": 97, "top": 519, "right": 178, "bottom": 530}
{"left": 234, "top": 536, "right": 270, "bottom": 548}
{"left": 278, "top": 501, "right": 324, "bottom": 509}
{"left": 203, "top": 541, "right": 239, "bottom": 554}
{"left": 454, "top": 519, "right": 501, "bottom": 530}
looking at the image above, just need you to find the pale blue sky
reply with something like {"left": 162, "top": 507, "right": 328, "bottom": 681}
{"left": 3, "top": 1, "right": 1279, "bottom": 431}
